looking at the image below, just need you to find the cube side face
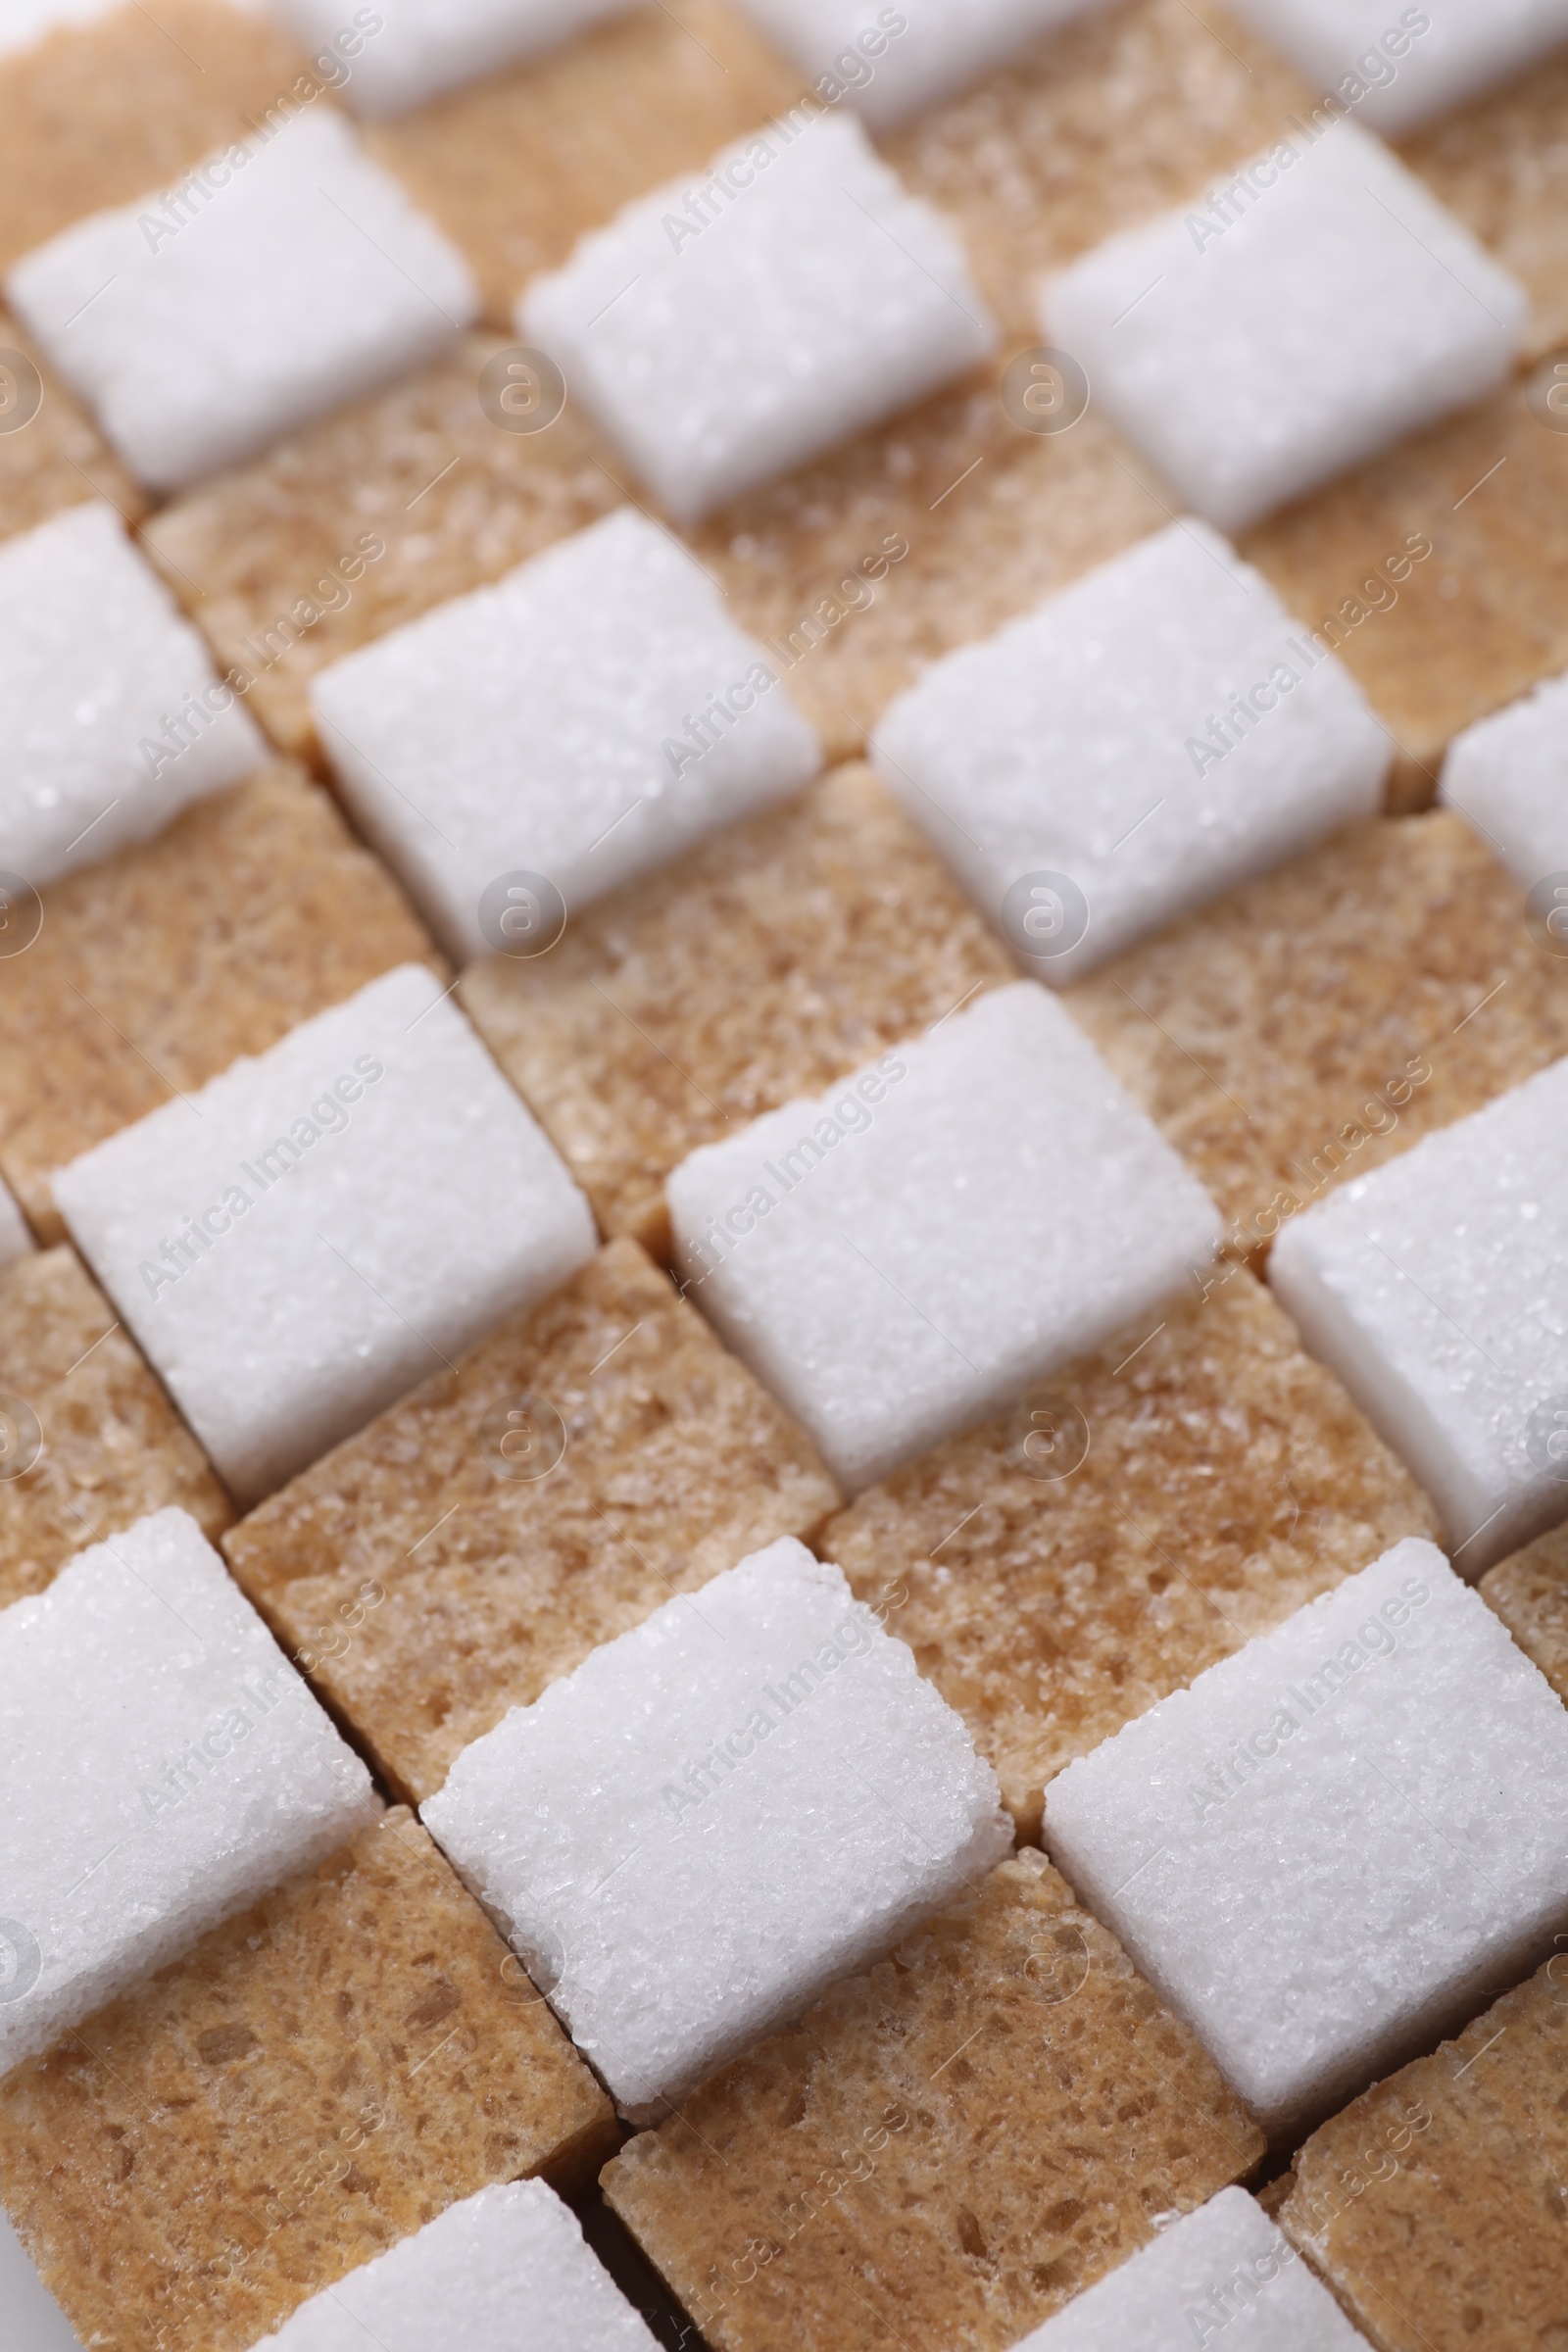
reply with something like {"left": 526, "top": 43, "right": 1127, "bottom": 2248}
{"left": 731, "top": 0, "right": 1111, "bottom": 132}
{"left": 1481, "top": 1522, "right": 1568, "bottom": 1706}
{"left": 1440, "top": 668, "right": 1568, "bottom": 892}
{"left": 1224, "top": 0, "right": 1568, "bottom": 137}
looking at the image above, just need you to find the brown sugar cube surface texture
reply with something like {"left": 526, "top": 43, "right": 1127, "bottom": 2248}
{"left": 0, "top": 1246, "right": 231, "bottom": 1611}
{"left": 822, "top": 1269, "right": 1440, "bottom": 1840}
{"left": 604, "top": 1851, "right": 1264, "bottom": 2352}
{"left": 0, "top": 1813, "right": 615, "bottom": 2352}
{"left": 222, "top": 1236, "right": 841, "bottom": 1803}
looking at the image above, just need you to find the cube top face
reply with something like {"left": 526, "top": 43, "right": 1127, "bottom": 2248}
{"left": 873, "top": 518, "right": 1389, "bottom": 981}
{"left": 519, "top": 109, "right": 996, "bottom": 522}
{"left": 667, "top": 980, "right": 1222, "bottom": 1493}
{"left": 1441, "top": 663, "right": 1568, "bottom": 892}
{"left": 0, "top": 1506, "right": 377, "bottom": 2074}
{"left": 269, "top": 0, "right": 636, "bottom": 120}
{"left": 1016, "top": 2188, "right": 1369, "bottom": 2350}
{"left": 0, "top": 501, "right": 263, "bottom": 890}
{"left": 1270, "top": 1053, "right": 1568, "bottom": 1571}
{"left": 262, "top": 2180, "right": 657, "bottom": 2352}
{"left": 53, "top": 962, "right": 597, "bottom": 1508}
{"left": 730, "top": 0, "right": 1108, "bottom": 132}
{"left": 1046, "top": 122, "right": 1525, "bottom": 534}
{"left": 312, "top": 507, "right": 821, "bottom": 962}
{"left": 421, "top": 1538, "right": 1011, "bottom": 2118}
{"left": 5, "top": 108, "right": 478, "bottom": 494}
{"left": 1223, "top": 0, "right": 1568, "bottom": 138}
{"left": 1043, "top": 1539, "right": 1568, "bottom": 2135}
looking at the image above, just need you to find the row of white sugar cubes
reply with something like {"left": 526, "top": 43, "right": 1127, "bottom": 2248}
{"left": 0, "top": 1506, "right": 378, "bottom": 2073}
{"left": 54, "top": 964, "right": 596, "bottom": 1506}
{"left": 874, "top": 519, "right": 1389, "bottom": 980}
{"left": 1047, "top": 120, "right": 1524, "bottom": 531}
{"left": 423, "top": 1538, "right": 1011, "bottom": 2118}
{"left": 313, "top": 509, "right": 820, "bottom": 960}
{"left": 1044, "top": 1539, "right": 1568, "bottom": 2136}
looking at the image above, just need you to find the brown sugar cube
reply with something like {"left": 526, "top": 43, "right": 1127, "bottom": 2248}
{"left": 0, "top": 761, "right": 439, "bottom": 1243}
{"left": 0, "top": 0, "right": 309, "bottom": 277}
{"left": 1481, "top": 1523, "right": 1568, "bottom": 1705}
{"left": 364, "top": 0, "right": 803, "bottom": 325}
{"left": 141, "top": 332, "right": 621, "bottom": 760}
{"left": 221, "top": 1237, "right": 840, "bottom": 1803}
{"left": 459, "top": 763, "right": 1017, "bottom": 1256}
{"left": 0, "top": 1812, "right": 616, "bottom": 2352}
{"left": 0, "top": 1246, "right": 231, "bottom": 1611}
{"left": 0, "top": 307, "right": 144, "bottom": 543}
{"left": 1278, "top": 1959, "right": 1568, "bottom": 2352}
{"left": 821, "top": 1270, "right": 1438, "bottom": 1841}
{"left": 1063, "top": 809, "right": 1568, "bottom": 1248}
{"left": 603, "top": 1850, "right": 1265, "bottom": 2352}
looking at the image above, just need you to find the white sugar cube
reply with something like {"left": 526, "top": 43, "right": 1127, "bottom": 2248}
{"left": 53, "top": 964, "right": 596, "bottom": 1507}
{"left": 1441, "top": 666, "right": 1568, "bottom": 892}
{"left": 0, "top": 2211, "right": 84, "bottom": 2352}
{"left": 0, "top": 504, "right": 265, "bottom": 890}
{"left": 519, "top": 110, "right": 995, "bottom": 524}
{"left": 0, "top": 1175, "right": 33, "bottom": 1270}
{"left": 422, "top": 1539, "right": 1012, "bottom": 2118}
{"left": 0, "top": 1507, "right": 378, "bottom": 2073}
{"left": 1044, "top": 1539, "right": 1568, "bottom": 2135}
{"left": 6, "top": 109, "right": 476, "bottom": 494}
{"left": 0, "top": 0, "right": 113, "bottom": 52}
{"left": 873, "top": 520, "right": 1388, "bottom": 980}
{"left": 666, "top": 981, "right": 1221, "bottom": 1493}
{"left": 1045, "top": 122, "right": 1525, "bottom": 533}
{"left": 1015, "top": 2189, "right": 1369, "bottom": 2351}
{"left": 1223, "top": 1, "right": 1568, "bottom": 137}
{"left": 261, "top": 2182, "right": 656, "bottom": 2352}
{"left": 312, "top": 510, "right": 821, "bottom": 961}
{"left": 268, "top": 0, "right": 637, "bottom": 118}
{"left": 1271, "top": 1055, "right": 1568, "bottom": 1575}
{"left": 728, "top": 0, "right": 1109, "bottom": 131}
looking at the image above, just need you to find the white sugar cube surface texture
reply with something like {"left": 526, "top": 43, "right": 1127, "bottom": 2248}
{"left": 1222, "top": 0, "right": 1568, "bottom": 137}
{"left": 5, "top": 109, "right": 477, "bottom": 495}
{"left": 666, "top": 980, "right": 1221, "bottom": 1493}
{"left": 0, "top": 2210, "right": 84, "bottom": 2352}
{"left": 0, "top": 1507, "right": 378, "bottom": 2074}
{"left": 1013, "top": 2189, "right": 1370, "bottom": 2351}
{"left": 519, "top": 110, "right": 995, "bottom": 524}
{"left": 728, "top": 0, "right": 1110, "bottom": 131}
{"left": 1441, "top": 665, "right": 1568, "bottom": 892}
{"left": 873, "top": 519, "right": 1388, "bottom": 980}
{"left": 1271, "top": 1054, "right": 1568, "bottom": 1574}
{"left": 260, "top": 2182, "right": 657, "bottom": 2352}
{"left": 53, "top": 963, "right": 596, "bottom": 1508}
{"left": 1043, "top": 1539, "right": 1568, "bottom": 2137}
{"left": 267, "top": 0, "right": 637, "bottom": 117}
{"left": 1045, "top": 121, "right": 1525, "bottom": 534}
{"left": 421, "top": 1539, "right": 1012, "bottom": 2120}
{"left": 0, "top": 503, "right": 264, "bottom": 891}
{"left": 312, "top": 509, "right": 821, "bottom": 962}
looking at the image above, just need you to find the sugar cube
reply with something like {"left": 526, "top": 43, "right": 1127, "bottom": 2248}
{"left": 0, "top": 1174, "right": 31, "bottom": 1269}
{"left": 728, "top": 0, "right": 1110, "bottom": 131}
{"left": 1441, "top": 664, "right": 1568, "bottom": 891}
{"left": 0, "top": 2210, "right": 82, "bottom": 2352}
{"left": 421, "top": 1538, "right": 1013, "bottom": 2119}
{"left": 519, "top": 110, "right": 995, "bottom": 523}
{"left": 312, "top": 509, "right": 821, "bottom": 962}
{"left": 873, "top": 519, "right": 1389, "bottom": 980}
{"left": 1045, "top": 121, "right": 1525, "bottom": 532}
{"left": 0, "top": 503, "right": 264, "bottom": 890}
{"left": 1044, "top": 1538, "right": 1568, "bottom": 2135}
{"left": 260, "top": 2181, "right": 656, "bottom": 2352}
{"left": 0, "top": 1505, "right": 378, "bottom": 2074}
{"left": 666, "top": 980, "right": 1222, "bottom": 1493}
{"left": 1270, "top": 1054, "right": 1568, "bottom": 1573}
{"left": 1013, "top": 2189, "right": 1369, "bottom": 2351}
{"left": 0, "top": 0, "right": 111, "bottom": 56}
{"left": 1223, "top": 0, "right": 1568, "bottom": 137}
{"left": 6, "top": 109, "right": 477, "bottom": 494}
{"left": 269, "top": 0, "right": 637, "bottom": 118}
{"left": 53, "top": 963, "right": 597, "bottom": 1507}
